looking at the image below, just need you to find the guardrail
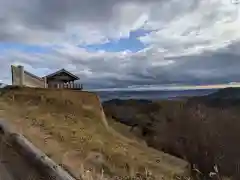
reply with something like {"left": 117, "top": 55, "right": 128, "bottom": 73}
{"left": 0, "top": 120, "right": 78, "bottom": 180}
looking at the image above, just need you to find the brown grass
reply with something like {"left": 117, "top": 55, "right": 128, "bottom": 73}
{"left": 0, "top": 87, "right": 188, "bottom": 180}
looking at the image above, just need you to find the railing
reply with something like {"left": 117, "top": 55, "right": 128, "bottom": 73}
{"left": 47, "top": 82, "right": 83, "bottom": 90}
{"left": 0, "top": 120, "right": 76, "bottom": 180}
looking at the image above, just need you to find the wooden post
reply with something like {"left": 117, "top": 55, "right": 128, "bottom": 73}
{"left": 43, "top": 77, "right": 47, "bottom": 88}
{"left": 41, "top": 95, "right": 45, "bottom": 102}
{"left": 11, "top": 65, "right": 15, "bottom": 86}
{"left": 12, "top": 95, "right": 15, "bottom": 101}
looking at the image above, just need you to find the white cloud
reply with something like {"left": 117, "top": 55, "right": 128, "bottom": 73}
{"left": 140, "top": 0, "right": 240, "bottom": 56}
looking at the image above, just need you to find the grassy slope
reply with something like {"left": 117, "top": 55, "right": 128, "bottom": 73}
{"left": 103, "top": 93, "right": 240, "bottom": 179}
{"left": 0, "top": 87, "right": 188, "bottom": 179}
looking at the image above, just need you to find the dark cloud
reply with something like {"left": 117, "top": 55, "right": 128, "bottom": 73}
{"left": 87, "top": 42, "right": 240, "bottom": 88}
{"left": 0, "top": 0, "right": 240, "bottom": 89}
{"left": 0, "top": 0, "right": 161, "bottom": 42}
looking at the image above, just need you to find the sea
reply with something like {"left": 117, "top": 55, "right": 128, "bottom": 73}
{"left": 94, "top": 89, "right": 219, "bottom": 102}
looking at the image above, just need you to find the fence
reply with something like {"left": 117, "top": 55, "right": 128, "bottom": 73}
{"left": 48, "top": 82, "right": 83, "bottom": 90}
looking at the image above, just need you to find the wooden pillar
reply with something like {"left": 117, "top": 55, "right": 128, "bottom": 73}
{"left": 43, "top": 77, "right": 47, "bottom": 88}
{"left": 70, "top": 81, "right": 73, "bottom": 89}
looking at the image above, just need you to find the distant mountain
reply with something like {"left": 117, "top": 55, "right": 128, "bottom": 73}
{"left": 186, "top": 87, "right": 240, "bottom": 108}
{"left": 206, "top": 87, "right": 240, "bottom": 99}
{"left": 0, "top": 83, "right": 7, "bottom": 88}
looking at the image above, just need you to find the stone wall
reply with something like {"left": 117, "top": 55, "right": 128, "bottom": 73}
{"left": 11, "top": 65, "right": 24, "bottom": 86}
{"left": 23, "top": 71, "right": 46, "bottom": 88}
{"left": 11, "top": 65, "right": 46, "bottom": 88}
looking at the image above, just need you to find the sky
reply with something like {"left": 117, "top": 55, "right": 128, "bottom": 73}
{"left": 1, "top": 0, "right": 240, "bottom": 90}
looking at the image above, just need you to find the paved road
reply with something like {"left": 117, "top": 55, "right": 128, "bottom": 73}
{"left": 0, "top": 138, "right": 47, "bottom": 180}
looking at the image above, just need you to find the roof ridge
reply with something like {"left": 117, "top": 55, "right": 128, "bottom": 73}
{"left": 44, "top": 69, "right": 79, "bottom": 80}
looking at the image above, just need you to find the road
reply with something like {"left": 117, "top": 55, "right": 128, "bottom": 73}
{"left": 0, "top": 138, "right": 47, "bottom": 180}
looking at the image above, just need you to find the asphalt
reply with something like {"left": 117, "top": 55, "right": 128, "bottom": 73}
{"left": 0, "top": 138, "right": 47, "bottom": 180}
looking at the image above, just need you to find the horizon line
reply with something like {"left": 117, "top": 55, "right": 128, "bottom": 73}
{"left": 90, "top": 83, "right": 240, "bottom": 91}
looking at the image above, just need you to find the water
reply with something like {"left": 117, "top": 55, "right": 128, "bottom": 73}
{"left": 94, "top": 89, "right": 218, "bottom": 102}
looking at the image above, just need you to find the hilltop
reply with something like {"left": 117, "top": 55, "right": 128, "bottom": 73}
{"left": 188, "top": 87, "right": 240, "bottom": 107}
{"left": 190, "top": 87, "right": 240, "bottom": 100}
{"left": 0, "top": 86, "right": 188, "bottom": 180}
{"left": 207, "top": 87, "right": 240, "bottom": 99}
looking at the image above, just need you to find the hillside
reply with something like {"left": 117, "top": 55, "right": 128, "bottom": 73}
{"left": 103, "top": 94, "right": 240, "bottom": 179}
{"left": 189, "top": 87, "right": 240, "bottom": 107}
{"left": 0, "top": 87, "right": 188, "bottom": 180}
{"left": 206, "top": 87, "right": 240, "bottom": 99}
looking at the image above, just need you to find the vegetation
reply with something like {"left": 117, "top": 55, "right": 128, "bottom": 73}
{"left": 103, "top": 88, "right": 240, "bottom": 180}
{"left": 0, "top": 87, "right": 188, "bottom": 180}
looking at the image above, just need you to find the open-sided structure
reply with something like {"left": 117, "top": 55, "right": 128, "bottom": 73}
{"left": 11, "top": 65, "right": 83, "bottom": 90}
{"left": 44, "top": 69, "right": 80, "bottom": 88}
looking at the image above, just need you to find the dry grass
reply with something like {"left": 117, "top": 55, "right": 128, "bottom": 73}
{"left": 0, "top": 87, "right": 188, "bottom": 180}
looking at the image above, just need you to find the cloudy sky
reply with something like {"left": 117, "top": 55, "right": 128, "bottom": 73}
{"left": 0, "top": 0, "right": 240, "bottom": 90}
